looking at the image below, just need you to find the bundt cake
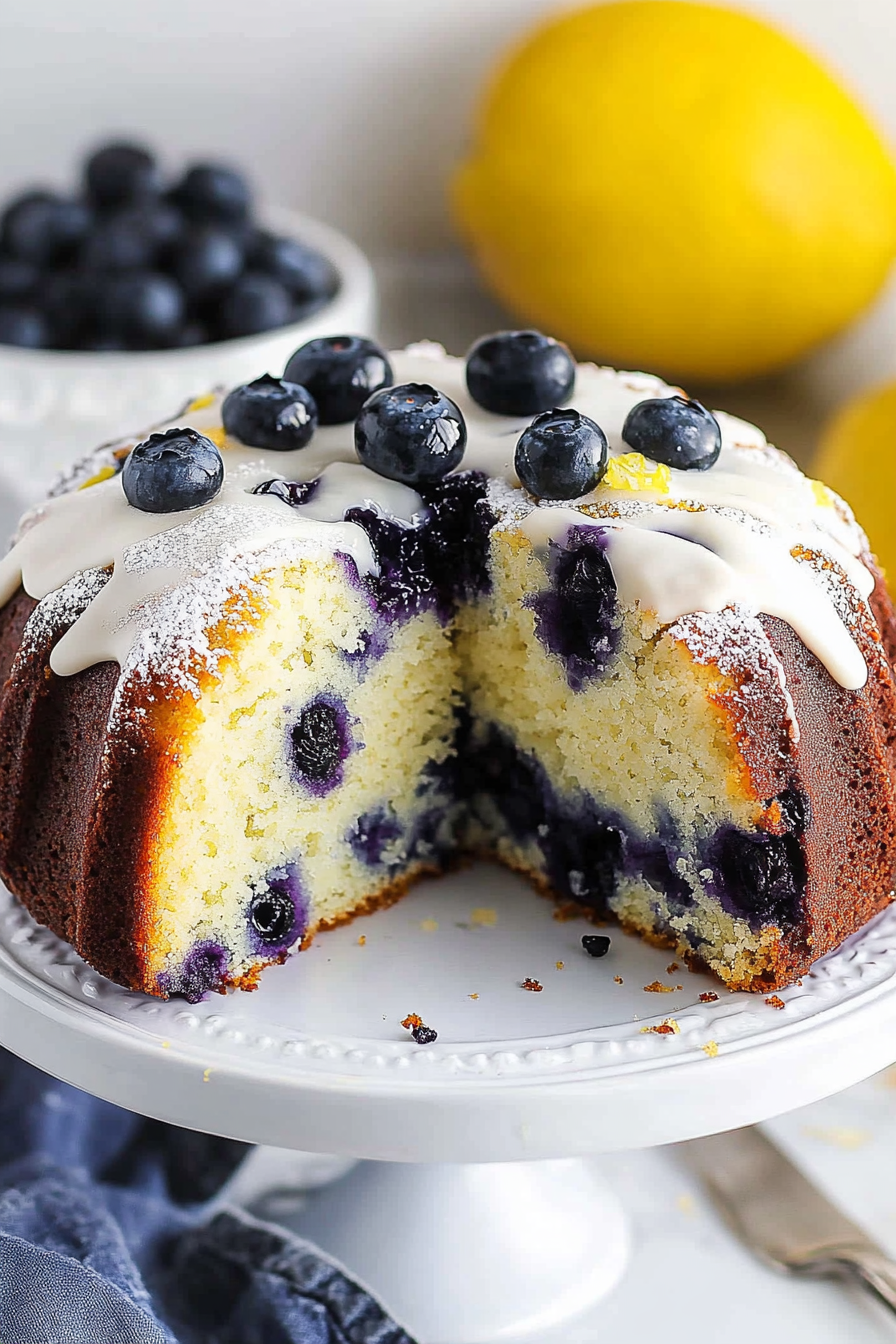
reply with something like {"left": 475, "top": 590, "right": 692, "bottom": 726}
{"left": 0, "top": 332, "right": 894, "bottom": 1001}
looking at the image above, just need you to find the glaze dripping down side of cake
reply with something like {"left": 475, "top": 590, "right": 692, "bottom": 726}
{"left": 0, "top": 347, "right": 894, "bottom": 998}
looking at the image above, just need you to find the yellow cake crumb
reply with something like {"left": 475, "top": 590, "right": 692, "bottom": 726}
{"left": 468, "top": 992, "right": 479, "bottom": 1000}
{"left": 420, "top": 918, "right": 439, "bottom": 933}
{"left": 357, "top": 934, "right": 366, "bottom": 946}
{"left": 555, "top": 960, "right": 565, "bottom": 969}
{"left": 641, "top": 1018, "right": 680, "bottom": 1035}
{"left": 644, "top": 980, "right": 676, "bottom": 993}
{"left": 186, "top": 392, "right": 217, "bottom": 412}
{"left": 471, "top": 907, "right": 497, "bottom": 927}
{"left": 702, "top": 1041, "right": 719, "bottom": 1058}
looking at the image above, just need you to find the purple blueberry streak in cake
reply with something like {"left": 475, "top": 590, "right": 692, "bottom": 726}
{"left": 252, "top": 477, "right": 320, "bottom": 508}
{"left": 527, "top": 525, "right": 621, "bottom": 691}
{"left": 457, "top": 716, "right": 805, "bottom": 931}
{"left": 347, "top": 807, "right": 404, "bottom": 868}
{"left": 157, "top": 940, "right": 229, "bottom": 1003}
{"left": 345, "top": 472, "right": 495, "bottom": 628}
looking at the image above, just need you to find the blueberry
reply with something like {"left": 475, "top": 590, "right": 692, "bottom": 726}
{"left": 222, "top": 375, "right": 318, "bottom": 451}
{"left": 172, "top": 225, "right": 244, "bottom": 301}
{"left": 355, "top": 383, "right": 466, "bottom": 484}
{"left": 1, "top": 191, "right": 91, "bottom": 265}
{"left": 249, "top": 890, "right": 295, "bottom": 944}
{"left": 252, "top": 477, "right": 319, "bottom": 507}
{"left": 79, "top": 209, "right": 156, "bottom": 272}
{"left": 173, "top": 163, "right": 251, "bottom": 224}
{"left": 215, "top": 272, "right": 292, "bottom": 338}
{"left": 466, "top": 331, "right": 575, "bottom": 416}
{"left": 171, "top": 321, "right": 209, "bottom": 348}
{"left": 775, "top": 786, "right": 811, "bottom": 836}
{"left": 622, "top": 396, "right": 722, "bottom": 471}
{"left": 84, "top": 142, "right": 162, "bottom": 208}
{"left": 249, "top": 230, "right": 339, "bottom": 303}
{"left": 582, "top": 934, "right": 611, "bottom": 958}
{"left": 717, "top": 830, "right": 805, "bottom": 927}
{"left": 515, "top": 408, "right": 608, "bottom": 499}
{"left": 47, "top": 198, "right": 93, "bottom": 260}
{"left": 0, "top": 257, "right": 39, "bottom": 302}
{"left": 121, "top": 428, "right": 224, "bottom": 513}
{"left": 144, "top": 200, "right": 186, "bottom": 252}
{"left": 40, "top": 270, "right": 98, "bottom": 347}
{"left": 290, "top": 696, "right": 351, "bottom": 793}
{"left": 81, "top": 333, "right": 128, "bottom": 351}
{"left": 284, "top": 335, "right": 393, "bottom": 425}
{"left": 411, "top": 1024, "right": 438, "bottom": 1045}
{"left": 0, "top": 305, "right": 49, "bottom": 348}
{"left": 97, "top": 271, "right": 185, "bottom": 345}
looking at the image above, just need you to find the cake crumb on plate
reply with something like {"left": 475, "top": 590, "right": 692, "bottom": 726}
{"left": 641, "top": 1019, "right": 680, "bottom": 1035}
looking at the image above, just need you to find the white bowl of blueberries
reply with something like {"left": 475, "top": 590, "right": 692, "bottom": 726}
{"left": 0, "top": 141, "right": 375, "bottom": 492}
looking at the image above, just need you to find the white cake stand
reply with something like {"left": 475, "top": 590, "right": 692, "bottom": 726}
{"left": 2, "top": 863, "right": 896, "bottom": 1344}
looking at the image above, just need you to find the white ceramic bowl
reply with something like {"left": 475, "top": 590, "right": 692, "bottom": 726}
{"left": 0, "top": 206, "right": 376, "bottom": 504}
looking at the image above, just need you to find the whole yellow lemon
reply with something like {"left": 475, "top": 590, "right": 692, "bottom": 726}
{"left": 453, "top": 1, "right": 896, "bottom": 381}
{"left": 815, "top": 381, "right": 896, "bottom": 580}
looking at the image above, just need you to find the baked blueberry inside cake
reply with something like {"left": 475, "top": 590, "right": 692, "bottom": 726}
{"left": 0, "top": 332, "right": 894, "bottom": 1000}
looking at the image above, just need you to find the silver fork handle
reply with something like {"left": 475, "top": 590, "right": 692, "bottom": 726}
{"left": 793, "top": 1249, "right": 896, "bottom": 1317}
{"left": 838, "top": 1249, "right": 896, "bottom": 1316}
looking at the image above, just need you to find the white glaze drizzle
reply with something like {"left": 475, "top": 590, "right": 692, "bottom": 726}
{"left": 0, "top": 345, "right": 878, "bottom": 690}
{"left": 0, "top": 455, "right": 376, "bottom": 677}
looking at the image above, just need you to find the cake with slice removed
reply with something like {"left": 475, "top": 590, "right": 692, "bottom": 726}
{"left": 0, "top": 331, "right": 893, "bottom": 1000}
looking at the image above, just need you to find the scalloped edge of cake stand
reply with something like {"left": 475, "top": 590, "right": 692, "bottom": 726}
{"left": 2, "top": 871, "right": 896, "bottom": 1162}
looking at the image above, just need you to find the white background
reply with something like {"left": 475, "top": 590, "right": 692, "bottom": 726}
{"left": 0, "top": 0, "right": 894, "bottom": 258}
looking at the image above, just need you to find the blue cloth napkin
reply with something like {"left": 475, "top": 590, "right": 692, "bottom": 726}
{"left": 0, "top": 1047, "right": 415, "bottom": 1344}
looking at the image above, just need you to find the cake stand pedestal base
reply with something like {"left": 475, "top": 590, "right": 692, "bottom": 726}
{"left": 279, "top": 1157, "right": 629, "bottom": 1343}
{"left": 5, "top": 875, "right": 896, "bottom": 1342}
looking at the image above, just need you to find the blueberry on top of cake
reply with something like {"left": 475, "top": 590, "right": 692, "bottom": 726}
{"left": 0, "top": 331, "right": 893, "bottom": 1001}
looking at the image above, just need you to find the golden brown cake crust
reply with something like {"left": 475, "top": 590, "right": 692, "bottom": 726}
{"left": 0, "top": 583, "right": 167, "bottom": 990}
